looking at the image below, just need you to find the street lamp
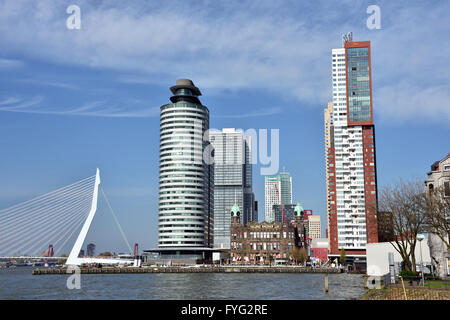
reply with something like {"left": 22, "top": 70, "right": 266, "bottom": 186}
{"left": 417, "top": 234, "right": 425, "bottom": 287}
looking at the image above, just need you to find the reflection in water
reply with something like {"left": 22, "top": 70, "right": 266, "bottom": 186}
{"left": 0, "top": 267, "right": 366, "bottom": 300}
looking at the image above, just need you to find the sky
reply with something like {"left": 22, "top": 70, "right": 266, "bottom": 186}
{"left": 0, "top": 0, "right": 449, "bottom": 255}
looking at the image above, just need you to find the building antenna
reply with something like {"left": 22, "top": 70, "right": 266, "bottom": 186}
{"left": 342, "top": 32, "right": 353, "bottom": 47}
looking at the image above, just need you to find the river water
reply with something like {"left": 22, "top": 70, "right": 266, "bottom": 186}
{"left": 0, "top": 267, "right": 366, "bottom": 300}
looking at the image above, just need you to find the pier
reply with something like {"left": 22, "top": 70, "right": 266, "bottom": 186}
{"left": 32, "top": 266, "right": 341, "bottom": 275}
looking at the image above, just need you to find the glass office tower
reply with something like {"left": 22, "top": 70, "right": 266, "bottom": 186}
{"left": 210, "top": 128, "right": 255, "bottom": 249}
{"left": 158, "top": 79, "right": 214, "bottom": 248}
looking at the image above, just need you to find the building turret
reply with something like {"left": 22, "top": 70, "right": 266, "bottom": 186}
{"left": 294, "top": 202, "right": 304, "bottom": 220}
{"left": 231, "top": 203, "right": 241, "bottom": 225}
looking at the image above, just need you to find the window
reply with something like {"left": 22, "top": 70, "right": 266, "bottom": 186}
{"left": 444, "top": 165, "right": 450, "bottom": 171}
{"left": 448, "top": 258, "right": 450, "bottom": 275}
{"left": 444, "top": 181, "right": 450, "bottom": 197}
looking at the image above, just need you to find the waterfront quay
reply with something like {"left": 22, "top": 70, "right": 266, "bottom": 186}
{"left": 32, "top": 265, "right": 340, "bottom": 275}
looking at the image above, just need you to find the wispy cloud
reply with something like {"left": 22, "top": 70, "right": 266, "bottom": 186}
{"left": 16, "top": 78, "right": 79, "bottom": 90}
{"left": 0, "top": 1, "right": 448, "bottom": 123}
{"left": 0, "top": 97, "right": 21, "bottom": 106}
{"left": 216, "top": 107, "right": 283, "bottom": 118}
{"left": 0, "top": 58, "right": 24, "bottom": 69}
{"left": 0, "top": 96, "right": 160, "bottom": 118}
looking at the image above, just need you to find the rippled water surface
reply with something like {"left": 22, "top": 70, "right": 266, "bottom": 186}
{"left": 0, "top": 267, "right": 366, "bottom": 300}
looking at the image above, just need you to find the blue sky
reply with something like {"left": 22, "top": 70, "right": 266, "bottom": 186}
{"left": 0, "top": 0, "right": 449, "bottom": 254}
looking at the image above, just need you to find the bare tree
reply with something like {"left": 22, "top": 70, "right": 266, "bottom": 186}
{"left": 290, "top": 247, "right": 308, "bottom": 265}
{"left": 377, "top": 179, "right": 428, "bottom": 272}
{"left": 426, "top": 185, "right": 450, "bottom": 252}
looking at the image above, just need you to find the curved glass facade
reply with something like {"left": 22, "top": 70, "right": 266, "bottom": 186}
{"left": 158, "top": 84, "right": 214, "bottom": 248}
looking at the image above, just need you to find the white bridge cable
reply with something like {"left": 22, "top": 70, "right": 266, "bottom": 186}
{"left": 0, "top": 182, "right": 95, "bottom": 237}
{"left": 100, "top": 186, "right": 133, "bottom": 255}
{"left": 10, "top": 199, "right": 92, "bottom": 256}
{"left": 0, "top": 175, "right": 95, "bottom": 217}
{"left": 1, "top": 197, "right": 92, "bottom": 256}
{"left": 0, "top": 174, "right": 96, "bottom": 256}
{"left": 0, "top": 186, "right": 94, "bottom": 242}
{"left": 0, "top": 179, "right": 95, "bottom": 226}
{"left": 0, "top": 175, "right": 96, "bottom": 222}
{"left": 53, "top": 212, "right": 90, "bottom": 257}
{"left": 21, "top": 208, "right": 89, "bottom": 257}
{"left": 0, "top": 201, "right": 90, "bottom": 256}
{"left": 0, "top": 187, "right": 94, "bottom": 242}
{"left": 0, "top": 193, "right": 92, "bottom": 248}
{"left": 0, "top": 177, "right": 95, "bottom": 227}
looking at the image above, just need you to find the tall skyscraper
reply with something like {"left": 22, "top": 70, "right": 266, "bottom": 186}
{"left": 210, "top": 128, "right": 255, "bottom": 249}
{"left": 265, "top": 172, "right": 292, "bottom": 222}
{"left": 324, "top": 102, "right": 334, "bottom": 251}
{"left": 326, "top": 34, "right": 378, "bottom": 261}
{"left": 265, "top": 177, "right": 280, "bottom": 223}
{"left": 86, "top": 243, "right": 95, "bottom": 257}
{"left": 279, "top": 172, "right": 293, "bottom": 205}
{"left": 158, "top": 79, "right": 214, "bottom": 248}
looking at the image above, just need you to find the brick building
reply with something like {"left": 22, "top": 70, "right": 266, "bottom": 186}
{"left": 230, "top": 203, "right": 307, "bottom": 264}
{"left": 310, "top": 238, "right": 329, "bottom": 264}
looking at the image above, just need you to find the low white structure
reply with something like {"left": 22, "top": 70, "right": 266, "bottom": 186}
{"left": 366, "top": 241, "right": 431, "bottom": 276}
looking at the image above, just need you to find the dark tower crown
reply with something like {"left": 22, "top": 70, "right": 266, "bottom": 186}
{"left": 170, "top": 79, "right": 202, "bottom": 104}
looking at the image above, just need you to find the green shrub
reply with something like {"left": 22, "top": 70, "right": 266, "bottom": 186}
{"left": 399, "top": 270, "right": 419, "bottom": 278}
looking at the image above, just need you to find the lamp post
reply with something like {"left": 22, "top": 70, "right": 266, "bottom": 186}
{"left": 417, "top": 234, "right": 425, "bottom": 287}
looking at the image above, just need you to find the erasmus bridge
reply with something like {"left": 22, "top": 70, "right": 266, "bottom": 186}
{"left": 0, "top": 169, "right": 134, "bottom": 266}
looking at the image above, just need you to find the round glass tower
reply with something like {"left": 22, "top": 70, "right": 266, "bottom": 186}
{"left": 158, "top": 79, "right": 213, "bottom": 248}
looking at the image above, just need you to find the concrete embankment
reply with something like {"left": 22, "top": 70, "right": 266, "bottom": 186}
{"left": 32, "top": 266, "right": 340, "bottom": 275}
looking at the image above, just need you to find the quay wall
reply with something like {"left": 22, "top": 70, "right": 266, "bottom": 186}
{"left": 32, "top": 266, "right": 341, "bottom": 275}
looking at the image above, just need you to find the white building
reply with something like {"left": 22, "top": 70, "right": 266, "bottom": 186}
{"left": 366, "top": 242, "right": 431, "bottom": 277}
{"left": 308, "top": 215, "right": 321, "bottom": 240}
{"left": 425, "top": 153, "right": 450, "bottom": 279}
{"left": 158, "top": 79, "right": 214, "bottom": 248}
{"left": 265, "top": 177, "right": 281, "bottom": 223}
{"left": 264, "top": 173, "right": 292, "bottom": 223}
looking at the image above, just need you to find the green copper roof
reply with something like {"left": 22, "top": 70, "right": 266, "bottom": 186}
{"left": 231, "top": 204, "right": 240, "bottom": 217}
{"left": 294, "top": 202, "right": 304, "bottom": 216}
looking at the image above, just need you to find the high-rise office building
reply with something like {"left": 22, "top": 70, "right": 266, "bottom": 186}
{"left": 210, "top": 128, "right": 255, "bottom": 249}
{"left": 158, "top": 79, "right": 214, "bottom": 248}
{"left": 326, "top": 34, "right": 378, "bottom": 261}
{"left": 280, "top": 172, "right": 293, "bottom": 205}
{"left": 86, "top": 243, "right": 95, "bottom": 256}
{"left": 308, "top": 215, "right": 321, "bottom": 240}
{"left": 265, "top": 177, "right": 280, "bottom": 223}
{"left": 265, "top": 172, "right": 292, "bottom": 222}
{"left": 273, "top": 204, "right": 296, "bottom": 224}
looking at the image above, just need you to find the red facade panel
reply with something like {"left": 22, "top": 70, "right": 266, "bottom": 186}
{"left": 362, "top": 125, "right": 378, "bottom": 244}
{"left": 327, "top": 147, "right": 339, "bottom": 255}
